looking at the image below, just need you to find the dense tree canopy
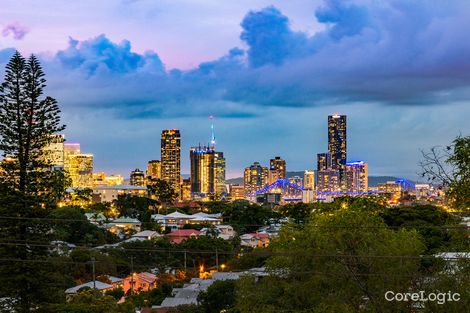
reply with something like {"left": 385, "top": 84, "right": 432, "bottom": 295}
{"left": 0, "top": 51, "right": 68, "bottom": 312}
{"left": 236, "top": 207, "right": 426, "bottom": 312}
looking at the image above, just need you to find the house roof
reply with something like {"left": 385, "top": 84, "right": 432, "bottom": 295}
{"left": 189, "top": 216, "right": 219, "bottom": 222}
{"left": 110, "top": 217, "right": 141, "bottom": 224}
{"left": 132, "top": 230, "right": 161, "bottom": 238}
{"left": 191, "top": 212, "right": 221, "bottom": 219}
{"left": 84, "top": 213, "right": 106, "bottom": 221}
{"left": 106, "top": 276, "right": 123, "bottom": 284}
{"left": 65, "top": 281, "right": 113, "bottom": 294}
{"left": 137, "top": 272, "right": 157, "bottom": 283}
{"left": 240, "top": 232, "right": 270, "bottom": 240}
{"left": 151, "top": 214, "right": 166, "bottom": 220}
{"left": 159, "top": 297, "right": 197, "bottom": 307}
{"left": 166, "top": 229, "right": 201, "bottom": 237}
{"left": 165, "top": 211, "right": 193, "bottom": 219}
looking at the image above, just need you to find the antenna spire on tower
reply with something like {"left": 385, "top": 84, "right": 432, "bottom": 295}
{"left": 209, "top": 115, "right": 216, "bottom": 147}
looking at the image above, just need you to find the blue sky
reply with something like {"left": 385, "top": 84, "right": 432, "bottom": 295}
{"left": 1, "top": 0, "right": 470, "bottom": 179}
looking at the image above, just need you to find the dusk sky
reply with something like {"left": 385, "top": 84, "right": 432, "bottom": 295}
{"left": 1, "top": 0, "right": 470, "bottom": 179}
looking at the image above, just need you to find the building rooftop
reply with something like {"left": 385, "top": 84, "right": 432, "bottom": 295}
{"left": 65, "top": 281, "right": 113, "bottom": 294}
{"left": 94, "top": 184, "right": 147, "bottom": 191}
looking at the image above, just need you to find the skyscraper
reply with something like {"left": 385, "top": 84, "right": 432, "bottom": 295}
{"left": 161, "top": 129, "right": 181, "bottom": 189}
{"left": 64, "top": 143, "right": 80, "bottom": 172}
{"left": 190, "top": 145, "right": 216, "bottom": 195}
{"left": 317, "top": 152, "right": 331, "bottom": 172}
{"left": 147, "top": 160, "right": 161, "bottom": 180}
{"left": 345, "top": 161, "right": 368, "bottom": 193}
{"left": 244, "top": 162, "right": 268, "bottom": 197}
{"left": 214, "top": 151, "right": 226, "bottom": 194}
{"left": 317, "top": 169, "right": 340, "bottom": 193}
{"left": 43, "top": 134, "right": 65, "bottom": 169}
{"left": 328, "top": 114, "right": 347, "bottom": 184}
{"left": 268, "top": 156, "right": 286, "bottom": 184}
{"left": 130, "top": 168, "right": 146, "bottom": 186}
{"left": 303, "top": 170, "right": 315, "bottom": 190}
{"left": 67, "top": 154, "right": 93, "bottom": 188}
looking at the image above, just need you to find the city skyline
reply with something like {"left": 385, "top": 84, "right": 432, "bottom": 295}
{"left": 1, "top": 0, "right": 470, "bottom": 179}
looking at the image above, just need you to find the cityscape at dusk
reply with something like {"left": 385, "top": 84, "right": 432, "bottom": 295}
{"left": 0, "top": 1, "right": 469, "bottom": 312}
{"left": 2, "top": 0, "right": 470, "bottom": 178}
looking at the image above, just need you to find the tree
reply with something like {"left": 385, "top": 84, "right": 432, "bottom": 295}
{"left": 420, "top": 135, "right": 470, "bottom": 213}
{"left": 0, "top": 52, "right": 68, "bottom": 311}
{"left": 278, "top": 202, "right": 313, "bottom": 225}
{"left": 49, "top": 206, "right": 118, "bottom": 246}
{"left": 220, "top": 200, "right": 277, "bottom": 233}
{"left": 380, "top": 204, "right": 466, "bottom": 254}
{"left": 113, "top": 194, "right": 158, "bottom": 219}
{"left": 38, "top": 290, "right": 134, "bottom": 313}
{"left": 236, "top": 208, "right": 426, "bottom": 312}
{"left": 148, "top": 178, "right": 178, "bottom": 207}
{"left": 198, "top": 279, "right": 237, "bottom": 313}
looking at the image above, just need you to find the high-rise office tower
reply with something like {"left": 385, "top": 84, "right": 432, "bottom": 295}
{"left": 303, "top": 170, "right": 315, "bottom": 190}
{"left": 214, "top": 151, "right": 226, "bottom": 194}
{"left": 328, "top": 114, "right": 347, "bottom": 183}
{"left": 269, "top": 156, "right": 286, "bottom": 183}
{"left": 130, "top": 168, "right": 146, "bottom": 186}
{"left": 345, "top": 161, "right": 368, "bottom": 193}
{"left": 64, "top": 143, "right": 80, "bottom": 172}
{"left": 317, "top": 152, "right": 331, "bottom": 172}
{"left": 161, "top": 129, "right": 181, "bottom": 189}
{"left": 43, "top": 134, "right": 65, "bottom": 169}
{"left": 190, "top": 145, "right": 216, "bottom": 195}
{"left": 317, "top": 169, "right": 340, "bottom": 193}
{"left": 147, "top": 160, "right": 161, "bottom": 180}
{"left": 244, "top": 162, "right": 268, "bottom": 197}
{"left": 68, "top": 154, "right": 93, "bottom": 188}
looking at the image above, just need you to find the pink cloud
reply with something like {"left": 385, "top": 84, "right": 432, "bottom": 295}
{"left": 2, "top": 22, "right": 29, "bottom": 40}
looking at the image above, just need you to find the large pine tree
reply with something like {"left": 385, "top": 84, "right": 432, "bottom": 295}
{"left": 0, "top": 51, "right": 68, "bottom": 312}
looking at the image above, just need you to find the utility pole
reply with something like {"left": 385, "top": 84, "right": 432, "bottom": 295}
{"left": 216, "top": 248, "right": 219, "bottom": 271}
{"left": 184, "top": 250, "right": 187, "bottom": 272}
{"left": 130, "top": 256, "right": 134, "bottom": 295}
{"left": 91, "top": 257, "right": 96, "bottom": 290}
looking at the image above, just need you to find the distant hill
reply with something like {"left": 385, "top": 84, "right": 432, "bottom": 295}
{"left": 225, "top": 172, "right": 414, "bottom": 187}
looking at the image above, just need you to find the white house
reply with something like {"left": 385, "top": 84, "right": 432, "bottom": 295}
{"left": 200, "top": 225, "right": 236, "bottom": 240}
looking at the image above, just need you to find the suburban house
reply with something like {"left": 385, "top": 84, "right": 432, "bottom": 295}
{"left": 129, "top": 230, "right": 162, "bottom": 241}
{"left": 151, "top": 211, "right": 222, "bottom": 230}
{"left": 65, "top": 281, "right": 113, "bottom": 299}
{"left": 84, "top": 212, "right": 107, "bottom": 225}
{"left": 123, "top": 272, "right": 157, "bottom": 293}
{"left": 93, "top": 184, "right": 147, "bottom": 203}
{"left": 200, "top": 225, "right": 236, "bottom": 240}
{"left": 166, "top": 229, "right": 201, "bottom": 244}
{"left": 106, "top": 217, "right": 142, "bottom": 236}
{"left": 240, "top": 232, "right": 270, "bottom": 248}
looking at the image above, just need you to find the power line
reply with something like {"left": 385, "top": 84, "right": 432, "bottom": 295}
{"left": 0, "top": 215, "right": 467, "bottom": 230}
{"left": 0, "top": 241, "right": 469, "bottom": 260}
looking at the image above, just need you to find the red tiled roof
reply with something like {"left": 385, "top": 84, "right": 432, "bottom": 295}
{"left": 249, "top": 232, "right": 269, "bottom": 239}
{"left": 166, "top": 229, "right": 201, "bottom": 237}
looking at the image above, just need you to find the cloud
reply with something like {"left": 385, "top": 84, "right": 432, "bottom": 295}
{"left": 315, "top": 0, "right": 370, "bottom": 40}
{"left": 2, "top": 22, "right": 29, "bottom": 40}
{"left": 240, "top": 6, "right": 309, "bottom": 67}
{"left": 2, "top": 0, "right": 470, "bottom": 120}
{"left": 56, "top": 34, "right": 165, "bottom": 75}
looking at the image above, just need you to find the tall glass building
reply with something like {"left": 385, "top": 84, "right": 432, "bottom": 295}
{"left": 190, "top": 145, "right": 216, "bottom": 195}
{"left": 328, "top": 114, "right": 347, "bottom": 184}
{"left": 189, "top": 146, "right": 226, "bottom": 197}
{"left": 244, "top": 162, "right": 268, "bottom": 197}
{"left": 345, "top": 161, "right": 368, "bottom": 193}
{"left": 161, "top": 129, "right": 181, "bottom": 189}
